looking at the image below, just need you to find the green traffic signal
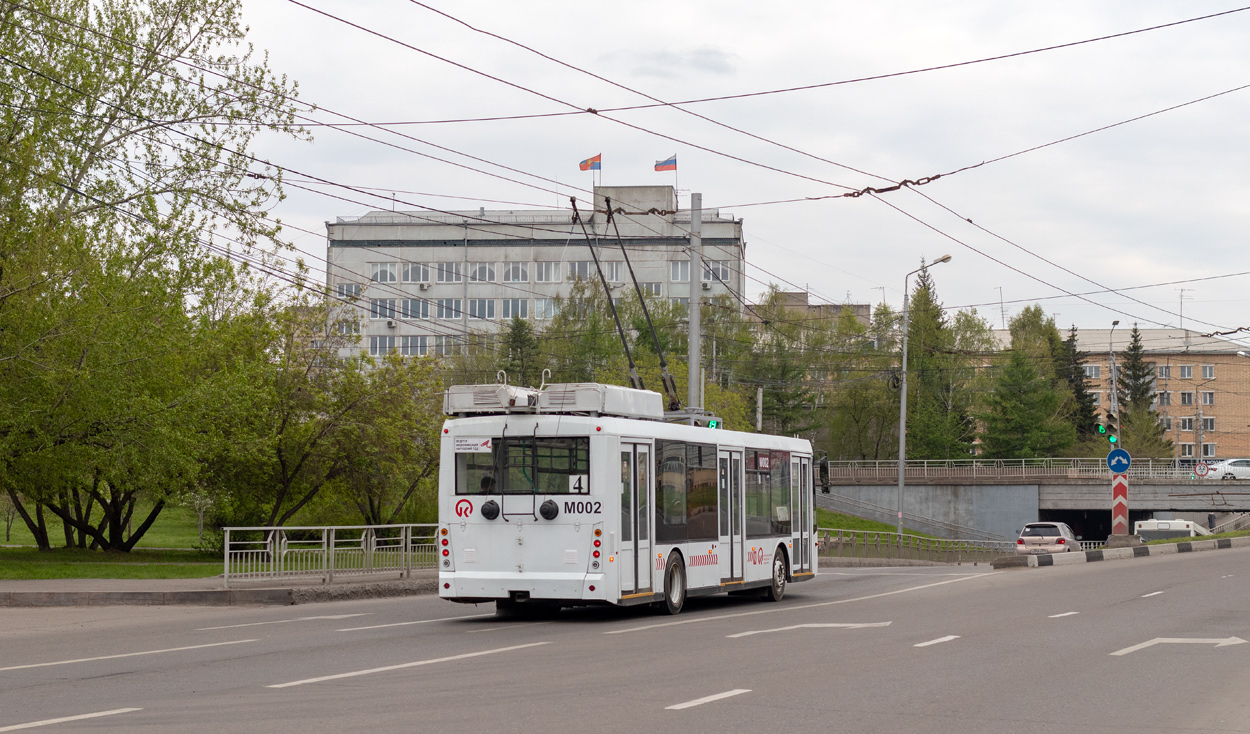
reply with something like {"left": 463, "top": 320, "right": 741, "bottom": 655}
{"left": 1108, "top": 435, "right": 1118, "bottom": 443}
{"left": 1098, "top": 425, "right": 1107, "bottom": 435}
{"left": 707, "top": 419, "right": 720, "bottom": 429}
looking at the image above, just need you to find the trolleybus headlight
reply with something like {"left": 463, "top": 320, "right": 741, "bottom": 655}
{"left": 481, "top": 499, "right": 500, "bottom": 521}
{"left": 539, "top": 499, "right": 559, "bottom": 521}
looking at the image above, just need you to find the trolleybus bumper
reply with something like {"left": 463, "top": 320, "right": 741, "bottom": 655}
{"left": 441, "top": 571, "right": 606, "bottom": 603}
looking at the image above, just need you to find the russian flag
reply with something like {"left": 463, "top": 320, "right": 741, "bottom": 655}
{"left": 579, "top": 154, "right": 601, "bottom": 171}
{"left": 654, "top": 155, "right": 677, "bottom": 172}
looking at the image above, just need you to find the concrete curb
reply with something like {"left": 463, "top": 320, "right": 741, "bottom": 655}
{"left": 991, "top": 535, "right": 1250, "bottom": 569}
{"left": 0, "top": 579, "right": 438, "bottom": 607}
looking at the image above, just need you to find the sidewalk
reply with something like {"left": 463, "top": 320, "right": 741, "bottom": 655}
{"left": 0, "top": 569, "right": 440, "bottom": 607}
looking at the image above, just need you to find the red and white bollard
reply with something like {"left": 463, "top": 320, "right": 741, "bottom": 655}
{"left": 1112, "top": 474, "right": 1129, "bottom": 535}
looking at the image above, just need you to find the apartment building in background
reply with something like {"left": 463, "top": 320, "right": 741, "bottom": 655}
{"left": 326, "top": 185, "right": 745, "bottom": 359}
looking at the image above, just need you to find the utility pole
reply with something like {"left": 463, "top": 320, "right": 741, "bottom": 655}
{"left": 756, "top": 386, "right": 763, "bottom": 432}
{"left": 688, "top": 193, "right": 702, "bottom": 410}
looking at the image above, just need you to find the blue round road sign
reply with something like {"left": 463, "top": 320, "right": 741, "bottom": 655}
{"left": 1107, "top": 448, "right": 1132, "bottom": 473}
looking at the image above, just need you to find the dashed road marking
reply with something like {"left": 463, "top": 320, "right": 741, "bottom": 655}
{"left": 266, "top": 642, "right": 552, "bottom": 688}
{"left": 1141, "top": 591, "right": 1164, "bottom": 598}
{"left": 728, "top": 622, "right": 890, "bottom": 638}
{"left": 666, "top": 689, "right": 751, "bottom": 710}
{"left": 0, "top": 708, "right": 142, "bottom": 732}
{"left": 0, "top": 640, "right": 256, "bottom": 672}
{"left": 338, "top": 613, "right": 494, "bottom": 631}
{"left": 197, "top": 614, "right": 370, "bottom": 631}
{"left": 914, "top": 635, "right": 960, "bottom": 647}
{"left": 1048, "top": 612, "right": 1080, "bottom": 618}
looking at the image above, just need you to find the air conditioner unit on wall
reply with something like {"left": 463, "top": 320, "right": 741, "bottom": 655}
{"left": 701, "top": 281, "right": 712, "bottom": 290}
{"left": 419, "top": 282, "right": 431, "bottom": 290}
{"left": 386, "top": 319, "right": 397, "bottom": 328}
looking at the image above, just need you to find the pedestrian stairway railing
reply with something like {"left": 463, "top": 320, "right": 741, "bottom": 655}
{"left": 827, "top": 458, "right": 1219, "bottom": 482}
{"left": 816, "top": 528, "right": 1014, "bottom": 564}
{"left": 223, "top": 524, "right": 438, "bottom": 587}
{"left": 1212, "top": 513, "right": 1250, "bottom": 535}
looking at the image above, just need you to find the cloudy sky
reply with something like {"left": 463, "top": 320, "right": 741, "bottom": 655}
{"left": 243, "top": 0, "right": 1250, "bottom": 338}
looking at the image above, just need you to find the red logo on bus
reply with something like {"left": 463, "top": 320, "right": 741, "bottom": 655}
{"left": 455, "top": 499, "right": 473, "bottom": 517}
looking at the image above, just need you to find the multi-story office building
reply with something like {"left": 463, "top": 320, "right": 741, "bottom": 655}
{"left": 1075, "top": 328, "right": 1250, "bottom": 461}
{"left": 326, "top": 185, "right": 745, "bottom": 358}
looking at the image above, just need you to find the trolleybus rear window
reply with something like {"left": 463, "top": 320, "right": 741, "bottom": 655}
{"left": 456, "top": 437, "right": 590, "bottom": 495}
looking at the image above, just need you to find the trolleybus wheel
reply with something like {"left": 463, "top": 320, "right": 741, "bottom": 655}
{"left": 663, "top": 554, "right": 686, "bottom": 615}
{"left": 763, "top": 547, "right": 787, "bottom": 602}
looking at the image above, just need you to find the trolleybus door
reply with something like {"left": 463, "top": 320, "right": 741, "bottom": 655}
{"left": 719, "top": 449, "right": 744, "bottom": 582}
{"left": 798, "top": 456, "right": 812, "bottom": 572}
{"left": 619, "top": 442, "right": 652, "bottom": 595}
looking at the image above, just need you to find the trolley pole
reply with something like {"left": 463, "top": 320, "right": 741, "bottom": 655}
{"left": 688, "top": 193, "right": 702, "bottom": 410}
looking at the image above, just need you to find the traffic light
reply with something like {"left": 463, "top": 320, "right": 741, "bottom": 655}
{"left": 1100, "top": 414, "right": 1119, "bottom": 445}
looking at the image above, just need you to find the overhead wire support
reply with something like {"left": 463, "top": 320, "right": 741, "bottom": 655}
{"left": 606, "top": 197, "right": 681, "bottom": 411}
{"left": 571, "top": 198, "right": 643, "bottom": 392}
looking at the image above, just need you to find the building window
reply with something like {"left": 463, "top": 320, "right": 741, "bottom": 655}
{"left": 502, "top": 263, "right": 528, "bottom": 283}
{"left": 602, "top": 261, "right": 622, "bottom": 282}
{"left": 400, "top": 335, "right": 426, "bottom": 357}
{"left": 433, "top": 335, "right": 459, "bottom": 355}
{"left": 1180, "top": 392, "right": 1193, "bottom": 406}
{"left": 566, "top": 261, "right": 593, "bottom": 281}
{"left": 1180, "top": 443, "right": 1194, "bottom": 458}
{"left": 436, "top": 262, "right": 462, "bottom": 283}
{"left": 400, "top": 299, "right": 428, "bottom": 319}
{"left": 468, "top": 299, "right": 495, "bottom": 320}
{"left": 534, "top": 262, "right": 561, "bottom": 282}
{"left": 1202, "top": 417, "right": 1215, "bottom": 432}
{"left": 1202, "top": 391, "right": 1215, "bottom": 406}
{"left": 670, "top": 297, "right": 689, "bottom": 310}
{"left": 336, "top": 283, "right": 362, "bottom": 300}
{"left": 640, "top": 282, "right": 662, "bottom": 296}
{"left": 468, "top": 262, "right": 495, "bottom": 283}
{"left": 402, "top": 263, "right": 430, "bottom": 283}
{"left": 1083, "top": 365, "right": 1101, "bottom": 380}
{"left": 436, "top": 299, "right": 461, "bottom": 319}
{"left": 671, "top": 261, "right": 690, "bottom": 283}
{"left": 502, "top": 299, "right": 528, "bottom": 319}
{"left": 1203, "top": 443, "right": 1217, "bottom": 458}
{"left": 534, "top": 298, "right": 557, "bottom": 320}
{"left": 1158, "top": 391, "right": 1171, "bottom": 406}
{"left": 370, "top": 299, "right": 397, "bottom": 320}
{"left": 370, "top": 263, "right": 397, "bottom": 284}
{"left": 1158, "top": 365, "right": 1170, "bottom": 379}
{"left": 335, "top": 319, "right": 360, "bottom": 335}
{"left": 1163, "top": 416, "right": 1172, "bottom": 431}
{"left": 369, "top": 335, "right": 396, "bottom": 356}
{"left": 1202, "top": 365, "right": 1215, "bottom": 380}
{"left": 1180, "top": 417, "right": 1194, "bottom": 431}
{"left": 1179, "top": 365, "right": 1193, "bottom": 379}
{"left": 703, "top": 261, "right": 731, "bottom": 282}
{"left": 1091, "top": 391, "right": 1101, "bottom": 406}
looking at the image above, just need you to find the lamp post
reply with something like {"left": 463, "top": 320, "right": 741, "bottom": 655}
{"left": 1108, "top": 321, "right": 1120, "bottom": 420}
{"left": 896, "top": 254, "right": 952, "bottom": 535}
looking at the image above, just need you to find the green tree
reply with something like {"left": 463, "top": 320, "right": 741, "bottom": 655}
{"left": 1115, "top": 325, "right": 1172, "bottom": 457}
{"left": 978, "top": 350, "right": 1076, "bottom": 458}
{"left": 499, "top": 316, "right": 542, "bottom": 387}
{"left": 1059, "top": 326, "right": 1099, "bottom": 440}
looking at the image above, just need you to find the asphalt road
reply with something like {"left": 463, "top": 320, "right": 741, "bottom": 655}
{"left": 3, "top": 549, "right": 1249, "bottom": 733}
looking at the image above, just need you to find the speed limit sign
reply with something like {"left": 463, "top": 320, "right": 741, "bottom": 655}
{"left": 1195, "top": 462, "right": 1210, "bottom": 477}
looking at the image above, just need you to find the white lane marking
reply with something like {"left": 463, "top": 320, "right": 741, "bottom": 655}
{"left": 728, "top": 622, "right": 891, "bottom": 638}
{"left": 338, "top": 613, "right": 494, "bottom": 631}
{"left": 914, "top": 635, "right": 960, "bottom": 647}
{"left": 606, "top": 574, "right": 987, "bottom": 635}
{"left": 197, "top": 614, "right": 370, "bottom": 631}
{"left": 1141, "top": 592, "right": 1164, "bottom": 598}
{"left": 1111, "top": 637, "right": 1247, "bottom": 656}
{"left": 0, "top": 708, "right": 143, "bottom": 732}
{"left": 467, "top": 621, "right": 553, "bottom": 634}
{"left": 826, "top": 572, "right": 984, "bottom": 577}
{"left": 267, "top": 642, "right": 552, "bottom": 688}
{"left": 666, "top": 689, "right": 751, "bottom": 710}
{"left": 1048, "top": 612, "right": 1080, "bottom": 618}
{"left": 0, "top": 640, "right": 257, "bottom": 672}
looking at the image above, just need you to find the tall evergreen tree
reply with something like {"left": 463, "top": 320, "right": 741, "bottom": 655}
{"left": 1115, "top": 325, "right": 1173, "bottom": 457}
{"left": 1059, "top": 326, "right": 1099, "bottom": 439}
{"left": 978, "top": 350, "right": 1076, "bottom": 458}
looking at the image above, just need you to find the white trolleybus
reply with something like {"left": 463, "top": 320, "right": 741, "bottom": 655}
{"left": 438, "top": 381, "right": 816, "bottom": 615}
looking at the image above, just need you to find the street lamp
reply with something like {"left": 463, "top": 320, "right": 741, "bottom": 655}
{"left": 896, "top": 254, "right": 952, "bottom": 534}
{"left": 1108, "top": 321, "right": 1120, "bottom": 419}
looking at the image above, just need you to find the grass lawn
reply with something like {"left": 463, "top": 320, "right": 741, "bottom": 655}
{"left": 1145, "top": 529, "right": 1250, "bottom": 545}
{"left": 816, "top": 508, "right": 936, "bottom": 537}
{"left": 2, "top": 503, "right": 205, "bottom": 549}
{"left": 0, "top": 546, "right": 219, "bottom": 580}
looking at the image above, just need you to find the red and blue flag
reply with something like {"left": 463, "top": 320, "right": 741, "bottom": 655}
{"left": 579, "top": 154, "right": 601, "bottom": 171}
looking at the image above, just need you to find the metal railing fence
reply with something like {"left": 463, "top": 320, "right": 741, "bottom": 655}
{"left": 1212, "top": 513, "right": 1250, "bottom": 535}
{"left": 816, "top": 528, "right": 1014, "bottom": 564}
{"left": 826, "top": 458, "right": 1218, "bottom": 482}
{"left": 223, "top": 524, "right": 438, "bottom": 587}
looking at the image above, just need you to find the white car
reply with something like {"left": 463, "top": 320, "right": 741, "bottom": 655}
{"left": 1208, "top": 459, "right": 1250, "bottom": 480}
